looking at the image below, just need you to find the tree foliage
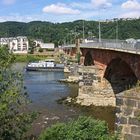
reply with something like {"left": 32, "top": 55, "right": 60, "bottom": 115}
{"left": 0, "top": 46, "right": 36, "bottom": 140}
{"left": 0, "top": 19, "right": 140, "bottom": 47}
{"left": 39, "top": 116, "right": 118, "bottom": 140}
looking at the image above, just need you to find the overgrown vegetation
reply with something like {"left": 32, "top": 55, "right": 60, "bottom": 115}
{"left": 0, "top": 46, "right": 36, "bottom": 140}
{"left": 0, "top": 19, "right": 140, "bottom": 46}
{"left": 38, "top": 116, "right": 118, "bottom": 140}
{"left": 14, "top": 54, "right": 49, "bottom": 62}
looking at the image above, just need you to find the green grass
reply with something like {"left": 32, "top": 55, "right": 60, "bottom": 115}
{"left": 14, "top": 54, "right": 54, "bottom": 62}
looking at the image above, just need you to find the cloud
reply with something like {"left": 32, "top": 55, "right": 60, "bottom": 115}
{"left": 70, "top": 2, "right": 93, "bottom": 10}
{"left": 2, "top": 0, "right": 16, "bottom": 5}
{"left": 121, "top": 0, "right": 140, "bottom": 10}
{"left": 91, "top": 0, "right": 112, "bottom": 8}
{"left": 42, "top": 3, "right": 80, "bottom": 15}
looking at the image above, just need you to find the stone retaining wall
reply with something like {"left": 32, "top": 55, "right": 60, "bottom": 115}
{"left": 116, "top": 92, "right": 140, "bottom": 140}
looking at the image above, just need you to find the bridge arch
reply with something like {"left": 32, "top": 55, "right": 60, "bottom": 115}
{"left": 104, "top": 57, "right": 138, "bottom": 94}
{"left": 84, "top": 51, "right": 94, "bottom": 66}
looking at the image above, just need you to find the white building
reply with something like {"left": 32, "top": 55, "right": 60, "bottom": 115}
{"left": 0, "top": 36, "right": 29, "bottom": 54}
{"left": 41, "top": 43, "right": 55, "bottom": 50}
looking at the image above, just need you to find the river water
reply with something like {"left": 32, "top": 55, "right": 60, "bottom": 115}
{"left": 13, "top": 63, "right": 115, "bottom": 137}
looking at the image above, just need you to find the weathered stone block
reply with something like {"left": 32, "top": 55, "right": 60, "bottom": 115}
{"left": 124, "top": 134, "right": 134, "bottom": 140}
{"left": 129, "top": 117, "right": 140, "bottom": 125}
{"left": 131, "top": 126, "right": 140, "bottom": 135}
{"left": 138, "top": 102, "right": 140, "bottom": 108}
{"left": 134, "top": 135, "right": 140, "bottom": 140}
{"left": 123, "top": 108, "right": 133, "bottom": 116}
{"left": 125, "top": 99, "right": 137, "bottom": 107}
{"left": 79, "top": 72, "right": 83, "bottom": 76}
{"left": 79, "top": 82, "right": 84, "bottom": 87}
{"left": 116, "top": 98, "right": 124, "bottom": 106}
{"left": 115, "top": 124, "right": 123, "bottom": 132}
{"left": 134, "top": 110, "right": 140, "bottom": 117}
{"left": 123, "top": 126, "right": 131, "bottom": 133}
{"left": 79, "top": 76, "right": 83, "bottom": 80}
{"left": 120, "top": 117, "right": 128, "bottom": 124}
{"left": 97, "top": 77, "right": 101, "bottom": 82}
{"left": 116, "top": 107, "right": 121, "bottom": 113}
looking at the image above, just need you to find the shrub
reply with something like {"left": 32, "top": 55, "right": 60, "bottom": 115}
{"left": 39, "top": 116, "right": 118, "bottom": 140}
{"left": 38, "top": 48, "right": 44, "bottom": 53}
{"left": 0, "top": 46, "right": 37, "bottom": 140}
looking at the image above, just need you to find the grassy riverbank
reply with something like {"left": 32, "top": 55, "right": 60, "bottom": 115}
{"left": 14, "top": 53, "right": 78, "bottom": 64}
{"left": 14, "top": 54, "right": 60, "bottom": 62}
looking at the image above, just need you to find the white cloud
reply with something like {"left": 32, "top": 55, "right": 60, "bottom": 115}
{"left": 2, "top": 0, "right": 16, "bottom": 5}
{"left": 119, "top": 11, "right": 140, "bottom": 18}
{"left": 121, "top": 0, "right": 140, "bottom": 10}
{"left": 91, "top": 0, "right": 112, "bottom": 8}
{"left": 42, "top": 3, "right": 80, "bottom": 15}
{"left": 70, "top": 2, "right": 93, "bottom": 10}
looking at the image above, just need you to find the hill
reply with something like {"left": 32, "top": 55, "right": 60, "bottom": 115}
{"left": 0, "top": 18, "right": 140, "bottom": 46}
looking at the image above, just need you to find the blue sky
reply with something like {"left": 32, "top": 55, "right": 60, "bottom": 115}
{"left": 0, "top": 0, "right": 140, "bottom": 23}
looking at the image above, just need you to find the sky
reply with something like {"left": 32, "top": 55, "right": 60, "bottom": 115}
{"left": 0, "top": 0, "right": 140, "bottom": 23}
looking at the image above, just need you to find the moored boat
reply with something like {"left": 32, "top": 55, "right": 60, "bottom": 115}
{"left": 26, "top": 59, "right": 64, "bottom": 71}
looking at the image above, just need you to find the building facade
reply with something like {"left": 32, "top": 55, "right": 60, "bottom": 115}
{"left": 0, "top": 36, "right": 29, "bottom": 54}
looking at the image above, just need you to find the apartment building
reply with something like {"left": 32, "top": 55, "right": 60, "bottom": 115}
{"left": 0, "top": 36, "right": 29, "bottom": 54}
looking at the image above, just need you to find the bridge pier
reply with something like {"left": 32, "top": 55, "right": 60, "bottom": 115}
{"left": 76, "top": 66, "right": 116, "bottom": 106}
{"left": 116, "top": 92, "right": 140, "bottom": 140}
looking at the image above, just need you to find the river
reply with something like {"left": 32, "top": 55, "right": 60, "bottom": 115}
{"left": 13, "top": 63, "right": 115, "bottom": 137}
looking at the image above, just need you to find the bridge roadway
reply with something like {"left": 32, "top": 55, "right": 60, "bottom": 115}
{"left": 80, "top": 41, "right": 140, "bottom": 55}
{"left": 64, "top": 40, "right": 140, "bottom": 55}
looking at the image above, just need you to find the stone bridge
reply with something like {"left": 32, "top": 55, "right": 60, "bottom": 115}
{"left": 78, "top": 41, "right": 140, "bottom": 140}
{"left": 63, "top": 40, "right": 140, "bottom": 139}
{"left": 75, "top": 41, "right": 140, "bottom": 106}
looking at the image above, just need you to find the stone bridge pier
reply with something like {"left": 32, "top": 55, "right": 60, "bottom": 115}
{"left": 76, "top": 48, "right": 140, "bottom": 107}
{"left": 76, "top": 47, "right": 140, "bottom": 139}
{"left": 76, "top": 65, "right": 116, "bottom": 106}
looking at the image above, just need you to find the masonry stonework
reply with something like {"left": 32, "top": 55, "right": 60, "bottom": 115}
{"left": 76, "top": 66, "right": 116, "bottom": 106}
{"left": 116, "top": 92, "right": 140, "bottom": 140}
{"left": 80, "top": 48, "right": 140, "bottom": 79}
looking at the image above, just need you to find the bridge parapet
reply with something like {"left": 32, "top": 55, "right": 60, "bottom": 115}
{"left": 80, "top": 41, "right": 140, "bottom": 54}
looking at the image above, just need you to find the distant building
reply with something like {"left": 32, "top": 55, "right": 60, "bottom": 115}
{"left": 125, "top": 38, "right": 137, "bottom": 44}
{"left": 0, "top": 36, "right": 29, "bottom": 54}
{"left": 33, "top": 39, "right": 55, "bottom": 52}
{"left": 0, "top": 38, "right": 10, "bottom": 45}
{"left": 83, "top": 36, "right": 97, "bottom": 43}
{"left": 41, "top": 43, "right": 55, "bottom": 50}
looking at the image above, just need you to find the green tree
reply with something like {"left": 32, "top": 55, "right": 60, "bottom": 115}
{"left": 39, "top": 116, "right": 118, "bottom": 140}
{"left": 0, "top": 46, "right": 36, "bottom": 140}
{"left": 28, "top": 38, "right": 36, "bottom": 54}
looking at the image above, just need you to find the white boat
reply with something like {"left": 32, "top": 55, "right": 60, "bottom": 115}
{"left": 26, "top": 59, "right": 64, "bottom": 71}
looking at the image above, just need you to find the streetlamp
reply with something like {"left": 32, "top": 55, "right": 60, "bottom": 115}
{"left": 98, "top": 8, "right": 101, "bottom": 43}
{"left": 82, "top": 20, "right": 85, "bottom": 42}
{"left": 116, "top": 19, "right": 119, "bottom": 43}
{"left": 98, "top": 20, "right": 101, "bottom": 42}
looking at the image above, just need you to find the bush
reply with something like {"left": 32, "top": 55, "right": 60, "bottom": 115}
{"left": 38, "top": 48, "right": 44, "bottom": 53}
{"left": 39, "top": 116, "right": 118, "bottom": 140}
{"left": 0, "top": 46, "right": 37, "bottom": 140}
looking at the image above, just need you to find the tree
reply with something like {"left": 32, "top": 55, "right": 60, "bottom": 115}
{"left": 39, "top": 116, "right": 118, "bottom": 140}
{"left": 0, "top": 46, "right": 36, "bottom": 140}
{"left": 28, "top": 38, "right": 36, "bottom": 54}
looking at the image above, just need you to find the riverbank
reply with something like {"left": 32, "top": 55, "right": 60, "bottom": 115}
{"left": 14, "top": 54, "right": 58, "bottom": 62}
{"left": 57, "top": 96, "right": 116, "bottom": 132}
